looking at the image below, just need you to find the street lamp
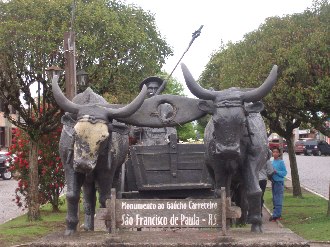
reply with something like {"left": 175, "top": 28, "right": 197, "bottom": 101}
{"left": 45, "top": 66, "right": 63, "bottom": 81}
{"left": 76, "top": 69, "right": 89, "bottom": 92}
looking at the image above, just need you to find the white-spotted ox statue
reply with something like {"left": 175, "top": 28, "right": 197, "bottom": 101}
{"left": 52, "top": 76, "right": 147, "bottom": 236}
{"left": 181, "top": 63, "right": 278, "bottom": 233}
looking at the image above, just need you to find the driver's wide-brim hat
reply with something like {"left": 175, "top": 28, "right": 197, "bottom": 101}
{"left": 139, "top": 76, "right": 164, "bottom": 90}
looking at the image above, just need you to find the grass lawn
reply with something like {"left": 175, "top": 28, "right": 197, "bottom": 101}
{"left": 264, "top": 186, "right": 330, "bottom": 241}
{"left": 0, "top": 200, "right": 86, "bottom": 247}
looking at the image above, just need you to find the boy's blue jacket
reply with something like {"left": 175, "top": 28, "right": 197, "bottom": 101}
{"left": 271, "top": 159, "right": 287, "bottom": 182}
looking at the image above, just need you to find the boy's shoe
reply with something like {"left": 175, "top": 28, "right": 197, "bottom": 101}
{"left": 269, "top": 216, "right": 278, "bottom": 222}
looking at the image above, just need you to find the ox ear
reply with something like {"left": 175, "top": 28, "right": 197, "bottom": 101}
{"left": 61, "top": 113, "right": 77, "bottom": 128}
{"left": 245, "top": 101, "right": 264, "bottom": 113}
{"left": 198, "top": 100, "right": 215, "bottom": 114}
{"left": 109, "top": 123, "right": 130, "bottom": 135}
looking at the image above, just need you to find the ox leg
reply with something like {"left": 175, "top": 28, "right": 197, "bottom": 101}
{"left": 83, "top": 175, "right": 96, "bottom": 231}
{"left": 96, "top": 170, "right": 113, "bottom": 232}
{"left": 112, "top": 165, "right": 124, "bottom": 198}
{"left": 65, "top": 170, "right": 85, "bottom": 236}
{"left": 97, "top": 170, "right": 113, "bottom": 208}
{"left": 243, "top": 161, "right": 263, "bottom": 233}
{"left": 212, "top": 161, "right": 227, "bottom": 198}
{"left": 238, "top": 185, "right": 249, "bottom": 225}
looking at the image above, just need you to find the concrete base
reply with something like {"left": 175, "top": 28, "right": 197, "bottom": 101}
{"left": 27, "top": 226, "right": 309, "bottom": 247}
{"left": 25, "top": 205, "right": 310, "bottom": 247}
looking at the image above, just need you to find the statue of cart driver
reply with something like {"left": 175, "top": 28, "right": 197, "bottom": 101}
{"left": 130, "top": 76, "right": 177, "bottom": 145}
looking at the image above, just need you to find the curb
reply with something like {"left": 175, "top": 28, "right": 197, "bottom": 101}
{"left": 286, "top": 177, "right": 329, "bottom": 201}
{"left": 308, "top": 240, "right": 330, "bottom": 245}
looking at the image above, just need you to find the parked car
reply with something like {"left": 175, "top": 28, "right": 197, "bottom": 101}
{"left": 268, "top": 139, "right": 287, "bottom": 151}
{"left": 0, "top": 152, "right": 12, "bottom": 180}
{"left": 294, "top": 140, "right": 306, "bottom": 155}
{"left": 304, "top": 140, "right": 330, "bottom": 156}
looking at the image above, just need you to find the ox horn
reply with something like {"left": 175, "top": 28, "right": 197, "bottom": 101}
{"left": 242, "top": 65, "right": 278, "bottom": 102}
{"left": 52, "top": 75, "right": 80, "bottom": 114}
{"left": 181, "top": 63, "right": 216, "bottom": 100}
{"left": 107, "top": 85, "right": 147, "bottom": 118}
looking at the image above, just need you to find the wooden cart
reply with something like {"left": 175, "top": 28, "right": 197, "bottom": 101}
{"left": 120, "top": 134, "right": 214, "bottom": 199}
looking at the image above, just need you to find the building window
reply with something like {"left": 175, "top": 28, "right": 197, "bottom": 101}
{"left": 0, "top": 127, "right": 5, "bottom": 148}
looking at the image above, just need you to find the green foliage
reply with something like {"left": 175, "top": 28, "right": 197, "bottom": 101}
{"left": 0, "top": 0, "right": 173, "bottom": 104}
{"left": 74, "top": 1, "right": 173, "bottom": 102}
{"left": 264, "top": 187, "right": 330, "bottom": 241}
{"left": 199, "top": 0, "right": 330, "bottom": 138}
{"left": 9, "top": 127, "right": 65, "bottom": 212}
{"left": 176, "top": 122, "right": 196, "bottom": 141}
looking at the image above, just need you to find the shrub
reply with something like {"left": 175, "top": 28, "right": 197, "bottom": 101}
{"left": 9, "top": 127, "right": 65, "bottom": 212}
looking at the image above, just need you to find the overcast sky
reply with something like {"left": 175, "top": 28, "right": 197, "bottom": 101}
{"left": 125, "top": 0, "right": 314, "bottom": 96}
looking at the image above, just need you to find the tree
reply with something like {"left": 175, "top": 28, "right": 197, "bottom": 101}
{"left": 0, "top": 0, "right": 172, "bottom": 220}
{"left": 199, "top": 0, "right": 330, "bottom": 197}
{"left": 74, "top": 0, "right": 172, "bottom": 102}
{"left": 0, "top": 0, "right": 172, "bottom": 100}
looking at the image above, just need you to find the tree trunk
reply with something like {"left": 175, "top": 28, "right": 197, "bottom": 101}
{"left": 279, "top": 136, "right": 284, "bottom": 157}
{"left": 52, "top": 188, "right": 60, "bottom": 213}
{"left": 27, "top": 140, "right": 41, "bottom": 221}
{"left": 286, "top": 136, "right": 302, "bottom": 197}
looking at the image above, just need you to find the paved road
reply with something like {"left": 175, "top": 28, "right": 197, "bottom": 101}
{"left": 0, "top": 179, "right": 25, "bottom": 224}
{"left": 282, "top": 153, "right": 330, "bottom": 199}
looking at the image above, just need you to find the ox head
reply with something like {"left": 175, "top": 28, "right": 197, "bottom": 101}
{"left": 52, "top": 76, "right": 147, "bottom": 173}
{"left": 182, "top": 63, "right": 277, "bottom": 159}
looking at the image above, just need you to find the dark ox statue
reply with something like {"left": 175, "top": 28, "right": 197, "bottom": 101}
{"left": 52, "top": 76, "right": 147, "bottom": 236}
{"left": 182, "top": 63, "right": 278, "bottom": 233}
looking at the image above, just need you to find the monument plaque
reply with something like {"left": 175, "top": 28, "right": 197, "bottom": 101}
{"left": 105, "top": 188, "right": 241, "bottom": 235}
{"left": 117, "top": 198, "right": 221, "bottom": 228}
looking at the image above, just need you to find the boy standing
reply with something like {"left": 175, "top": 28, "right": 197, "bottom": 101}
{"left": 269, "top": 147, "right": 287, "bottom": 221}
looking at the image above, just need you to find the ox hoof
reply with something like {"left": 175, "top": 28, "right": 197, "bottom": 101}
{"left": 84, "top": 226, "right": 94, "bottom": 231}
{"left": 64, "top": 229, "right": 76, "bottom": 236}
{"left": 251, "top": 223, "right": 263, "bottom": 233}
{"left": 248, "top": 215, "right": 262, "bottom": 225}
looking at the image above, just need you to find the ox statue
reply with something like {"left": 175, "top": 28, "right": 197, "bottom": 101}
{"left": 52, "top": 75, "right": 147, "bottom": 235}
{"left": 181, "top": 63, "right": 278, "bottom": 233}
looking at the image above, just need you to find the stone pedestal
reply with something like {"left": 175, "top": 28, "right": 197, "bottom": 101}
{"left": 28, "top": 226, "right": 309, "bottom": 247}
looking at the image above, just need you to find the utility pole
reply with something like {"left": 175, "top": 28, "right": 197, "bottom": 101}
{"left": 64, "top": 31, "right": 76, "bottom": 100}
{"left": 64, "top": 30, "right": 79, "bottom": 228}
